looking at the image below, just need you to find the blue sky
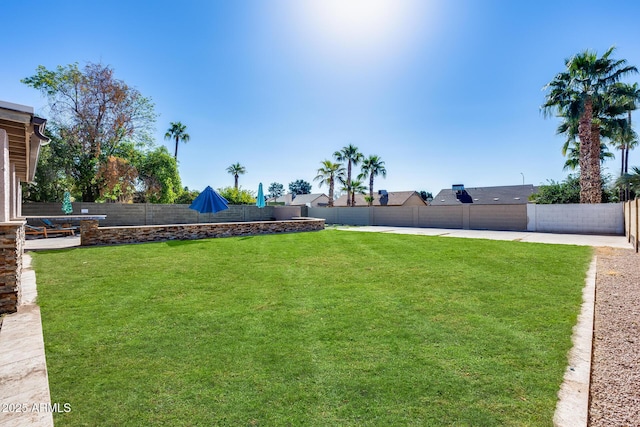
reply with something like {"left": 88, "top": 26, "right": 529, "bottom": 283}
{"left": 4, "top": 0, "right": 640, "bottom": 196}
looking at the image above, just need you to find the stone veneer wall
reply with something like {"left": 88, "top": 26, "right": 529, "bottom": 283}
{"left": 80, "top": 218, "right": 325, "bottom": 246}
{"left": 0, "top": 222, "right": 24, "bottom": 314}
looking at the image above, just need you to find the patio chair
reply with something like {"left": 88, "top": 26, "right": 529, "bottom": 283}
{"left": 39, "top": 219, "right": 77, "bottom": 236}
{"left": 25, "top": 224, "right": 48, "bottom": 238}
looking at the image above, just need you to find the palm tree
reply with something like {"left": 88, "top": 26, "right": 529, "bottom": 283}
{"left": 609, "top": 82, "right": 640, "bottom": 175}
{"left": 358, "top": 155, "right": 387, "bottom": 204}
{"left": 333, "top": 144, "right": 363, "bottom": 207}
{"left": 543, "top": 46, "right": 637, "bottom": 203}
{"left": 164, "top": 122, "right": 190, "bottom": 160}
{"left": 314, "top": 160, "right": 345, "bottom": 207}
{"left": 563, "top": 140, "right": 614, "bottom": 171}
{"left": 226, "top": 162, "right": 246, "bottom": 190}
{"left": 348, "top": 179, "right": 367, "bottom": 206}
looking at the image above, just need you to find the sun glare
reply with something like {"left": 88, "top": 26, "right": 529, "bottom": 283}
{"left": 285, "top": 0, "right": 435, "bottom": 65}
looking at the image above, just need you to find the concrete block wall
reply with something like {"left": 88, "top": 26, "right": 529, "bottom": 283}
{"left": 80, "top": 218, "right": 325, "bottom": 246}
{"left": 310, "top": 205, "right": 528, "bottom": 231}
{"left": 527, "top": 203, "right": 624, "bottom": 234}
{"left": 470, "top": 205, "right": 527, "bottom": 231}
{"left": 21, "top": 203, "right": 298, "bottom": 226}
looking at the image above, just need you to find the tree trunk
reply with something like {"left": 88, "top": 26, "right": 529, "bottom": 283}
{"left": 625, "top": 111, "right": 632, "bottom": 174}
{"left": 234, "top": 175, "right": 239, "bottom": 190}
{"left": 578, "top": 98, "right": 598, "bottom": 203}
{"left": 369, "top": 174, "right": 374, "bottom": 204}
{"left": 346, "top": 161, "right": 352, "bottom": 207}
{"left": 329, "top": 178, "right": 334, "bottom": 207}
{"left": 174, "top": 136, "right": 179, "bottom": 159}
{"left": 590, "top": 124, "right": 602, "bottom": 203}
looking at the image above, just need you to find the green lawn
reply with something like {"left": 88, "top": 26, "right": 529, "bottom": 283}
{"left": 34, "top": 230, "right": 592, "bottom": 426}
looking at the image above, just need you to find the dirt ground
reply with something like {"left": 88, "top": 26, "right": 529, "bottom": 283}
{"left": 589, "top": 247, "right": 640, "bottom": 426}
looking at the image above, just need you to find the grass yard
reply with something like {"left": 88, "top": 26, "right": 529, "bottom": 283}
{"left": 34, "top": 230, "right": 592, "bottom": 426}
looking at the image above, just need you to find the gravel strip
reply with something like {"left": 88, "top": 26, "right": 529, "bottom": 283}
{"left": 589, "top": 247, "right": 640, "bottom": 426}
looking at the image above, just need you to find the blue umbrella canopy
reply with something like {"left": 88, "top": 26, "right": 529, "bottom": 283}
{"left": 256, "top": 182, "right": 266, "bottom": 208}
{"left": 189, "top": 186, "right": 229, "bottom": 214}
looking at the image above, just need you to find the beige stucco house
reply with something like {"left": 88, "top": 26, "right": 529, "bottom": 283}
{"left": 0, "top": 100, "right": 49, "bottom": 314}
{"left": 333, "top": 191, "right": 427, "bottom": 207}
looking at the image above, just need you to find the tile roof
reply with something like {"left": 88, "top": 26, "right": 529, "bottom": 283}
{"left": 432, "top": 185, "right": 538, "bottom": 205}
{"left": 333, "top": 191, "right": 427, "bottom": 207}
{"left": 290, "top": 193, "right": 329, "bottom": 206}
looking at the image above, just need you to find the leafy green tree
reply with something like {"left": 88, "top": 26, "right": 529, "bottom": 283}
{"left": 531, "top": 174, "right": 616, "bottom": 204}
{"left": 136, "top": 146, "right": 183, "bottom": 203}
{"left": 164, "top": 121, "right": 190, "bottom": 160}
{"left": 175, "top": 187, "right": 200, "bottom": 204}
{"left": 358, "top": 155, "right": 386, "bottom": 204}
{"left": 217, "top": 186, "right": 255, "bottom": 204}
{"left": 22, "top": 130, "right": 75, "bottom": 202}
{"left": 289, "top": 179, "right": 312, "bottom": 195}
{"left": 22, "top": 62, "right": 156, "bottom": 201}
{"left": 314, "top": 160, "right": 344, "bottom": 207}
{"left": 226, "top": 163, "right": 246, "bottom": 190}
{"left": 542, "top": 47, "right": 637, "bottom": 203}
{"left": 267, "top": 182, "right": 285, "bottom": 199}
{"left": 418, "top": 191, "right": 433, "bottom": 202}
{"left": 334, "top": 144, "right": 363, "bottom": 207}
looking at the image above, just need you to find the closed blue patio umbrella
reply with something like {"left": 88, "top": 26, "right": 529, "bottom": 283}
{"left": 256, "top": 182, "right": 266, "bottom": 208}
{"left": 189, "top": 186, "right": 229, "bottom": 214}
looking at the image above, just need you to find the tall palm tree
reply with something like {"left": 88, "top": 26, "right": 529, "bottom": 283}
{"left": 543, "top": 46, "right": 637, "bottom": 203}
{"left": 314, "top": 160, "right": 345, "bottom": 207}
{"left": 609, "top": 82, "right": 640, "bottom": 176}
{"left": 333, "top": 144, "right": 363, "bottom": 207}
{"left": 226, "top": 162, "right": 246, "bottom": 190}
{"left": 562, "top": 140, "right": 614, "bottom": 171}
{"left": 358, "top": 155, "right": 387, "bottom": 204}
{"left": 164, "top": 122, "right": 190, "bottom": 160}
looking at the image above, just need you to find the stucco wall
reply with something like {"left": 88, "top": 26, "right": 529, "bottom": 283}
{"left": 527, "top": 203, "right": 623, "bottom": 235}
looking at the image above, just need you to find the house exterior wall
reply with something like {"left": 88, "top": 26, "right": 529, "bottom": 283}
{"left": 527, "top": 203, "right": 623, "bottom": 234}
{"left": 402, "top": 195, "right": 429, "bottom": 207}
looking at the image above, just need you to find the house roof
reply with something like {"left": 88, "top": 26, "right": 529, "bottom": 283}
{"left": 0, "top": 100, "right": 49, "bottom": 182}
{"left": 333, "top": 191, "right": 426, "bottom": 207}
{"left": 432, "top": 185, "right": 538, "bottom": 205}
{"left": 290, "top": 193, "right": 328, "bottom": 206}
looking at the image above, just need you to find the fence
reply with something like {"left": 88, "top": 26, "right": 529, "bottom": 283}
{"left": 309, "top": 204, "right": 528, "bottom": 231}
{"left": 310, "top": 203, "right": 624, "bottom": 235}
{"left": 21, "top": 203, "right": 303, "bottom": 226}
{"left": 527, "top": 203, "right": 624, "bottom": 235}
{"left": 624, "top": 199, "right": 639, "bottom": 252}
{"left": 21, "top": 202, "right": 626, "bottom": 236}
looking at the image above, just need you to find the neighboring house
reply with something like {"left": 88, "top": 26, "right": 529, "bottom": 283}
{"left": 289, "top": 193, "right": 330, "bottom": 207}
{"left": 267, "top": 193, "right": 329, "bottom": 207}
{"left": 432, "top": 184, "right": 538, "bottom": 205}
{"left": 333, "top": 191, "right": 427, "bottom": 207}
{"left": 267, "top": 194, "right": 294, "bottom": 205}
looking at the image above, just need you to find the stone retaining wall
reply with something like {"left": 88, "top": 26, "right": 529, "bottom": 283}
{"left": 80, "top": 218, "right": 325, "bottom": 246}
{"left": 0, "top": 222, "right": 24, "bottom": 314}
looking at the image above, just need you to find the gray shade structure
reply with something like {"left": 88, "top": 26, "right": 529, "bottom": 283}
{"left": 189, "top": 186, "right": 229, "bottom": 213}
